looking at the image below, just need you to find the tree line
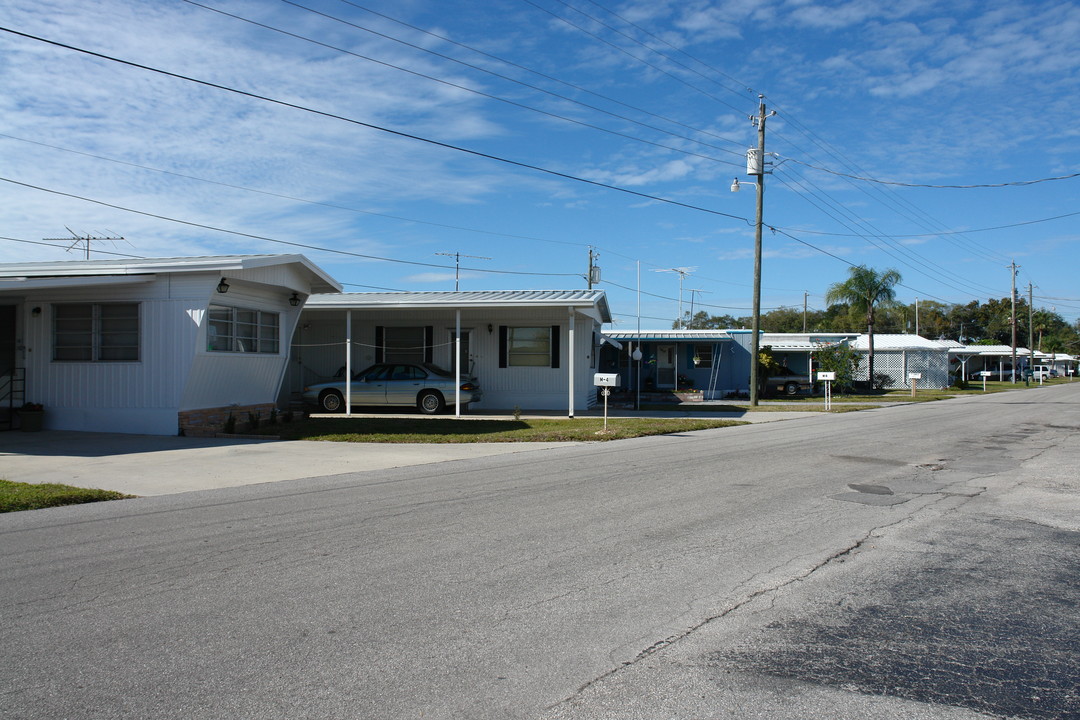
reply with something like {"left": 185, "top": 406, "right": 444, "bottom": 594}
{"left": 678, "top": 293, "right": 1078, "bottom": 354}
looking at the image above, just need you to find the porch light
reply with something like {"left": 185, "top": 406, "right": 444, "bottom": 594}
{"left": 289, "top": 292, "right": 301, "bottom": 307}
{"left": 216, "top": 278, "right": 230, "bottom": 294}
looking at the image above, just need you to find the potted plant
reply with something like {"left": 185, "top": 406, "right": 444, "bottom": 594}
{"left": 18, "top": 402, "right": 44, "bottom": 432}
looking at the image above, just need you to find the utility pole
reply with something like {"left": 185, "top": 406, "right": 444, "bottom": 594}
{"left": 803, "top": 291, "right": 808, "bottom": 333}
{"left": 748, "top": 96, "right": 774, "bottom": 406}
{"left": 1028, "top": 283, "right": 1035, "bottom": 381}
{"left": 1009, "top": 261, "right": 1019, "bottom": 383}
{"left": 435, "top": 252, "right": 490, "bottom": 291}
{"left": 915, "top": 298, "right": 920, "bottom": 337}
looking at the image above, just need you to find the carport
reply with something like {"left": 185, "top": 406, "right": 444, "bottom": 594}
{"left": 285, "top": 290, "right": 612, "bottom": 417}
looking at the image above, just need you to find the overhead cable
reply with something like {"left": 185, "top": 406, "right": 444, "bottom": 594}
{"left": 782, "top": 156, "right": 1080, "bottom": 188}
{"left": 0, "top": 26, "right": 753, "bottom": 226}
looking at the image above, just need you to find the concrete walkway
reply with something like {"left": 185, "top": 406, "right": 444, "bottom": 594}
{"left": 0, "top": 431, "right": 581, "bottom": 497}
{"left": 0, "top": 408, "right": 823, "bottom": 497}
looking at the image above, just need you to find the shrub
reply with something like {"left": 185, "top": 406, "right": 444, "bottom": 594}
{"left": 813, "top": 344, "right": 859, "bottom": 392}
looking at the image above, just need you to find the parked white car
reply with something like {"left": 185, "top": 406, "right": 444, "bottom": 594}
{"left": 1031, "top": 365, "right": 1057, "bottom": 381}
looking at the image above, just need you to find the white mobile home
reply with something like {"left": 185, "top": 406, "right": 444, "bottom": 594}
{"left": 0, "top": 255, "right": 339, "bottom": 435}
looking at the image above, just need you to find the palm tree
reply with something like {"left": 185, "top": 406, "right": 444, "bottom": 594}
{"left": 825, "top": 266, "right": 902, "bottom": 388}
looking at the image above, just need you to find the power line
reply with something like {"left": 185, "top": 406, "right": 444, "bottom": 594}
{"left": 580, "top": 0, "right": 756, "bottom": 97}
{"left": 777, "top": 209, "right": 1080, "bottom": 239}
{"left": 333, "top": 0, "right": 748, "bottom": 152}
{"left": 766, "top": 100, "right": 1014, "bottom": 265}
{"left": 0, "top": 131, "right": 810, "bottom": 296}
{"left": 773, "top": 167, "right": 1005, "bottom": 299}
{"left": 781, "top": 157, "right": 1080, "bottom": 188}
{"left": 519, "top": 0, "right": 748, "bottom": 116}
{"left": 0, "top": 26, "right": 754, "bottom": 226}
{"left": 0, "top": 176, "right": 583, "bottom": 278}
{"left": 184, "top": 0, "right": 743, "bottom": 167}
{"left": 0, "top": 235, "right": 145, "bottom": 258}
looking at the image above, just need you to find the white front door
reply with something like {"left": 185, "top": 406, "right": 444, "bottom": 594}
{"left": 656, "top": 344, "right": 676, "bottom": 388}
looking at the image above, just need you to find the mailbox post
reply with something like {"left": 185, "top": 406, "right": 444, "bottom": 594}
{"left": 816, "top": 371, "right": 835, "bottom": 410}
{"left": 908, "top": 372, "right": 922, "bottom": 398}
{"left": 594, "top": 373, "right": 619, "bottom": 431}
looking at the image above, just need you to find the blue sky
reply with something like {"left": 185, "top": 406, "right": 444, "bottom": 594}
{"left": 2, "top": 0, "right": 1078, "bottom": 329}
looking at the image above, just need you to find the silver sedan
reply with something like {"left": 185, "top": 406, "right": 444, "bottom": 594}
{"left": 302, "top": 363, "right": 482, "bottom": 414}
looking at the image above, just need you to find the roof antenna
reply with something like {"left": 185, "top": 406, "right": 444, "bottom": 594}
{"left": 42, "top": 227, "right": 126, "bottom": 260}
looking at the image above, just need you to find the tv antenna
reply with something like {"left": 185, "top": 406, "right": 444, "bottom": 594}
{"left": 652, "top": 267, "right": 696, "bottom": 328}
{"left": 435, "top": 251, "right": 491, "bottom": 291}
{"left": 42, "top": 227, "right": 127, "bottom": 259}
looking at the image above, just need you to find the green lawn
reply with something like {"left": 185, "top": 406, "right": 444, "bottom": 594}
{"left": 256, "top": 416, "right": 748, "bottom": 443}
{"left": 0, "top": 479, "right": 134, "bottom": 513}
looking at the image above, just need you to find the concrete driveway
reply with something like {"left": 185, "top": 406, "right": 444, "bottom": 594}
{"left": 0, "top": 407, "right": 820, "bottom": 497}
{"left": 0, "top": 431, "right": 576, "bottom": 497}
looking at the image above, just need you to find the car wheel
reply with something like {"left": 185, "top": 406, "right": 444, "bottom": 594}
{"left": 784, "top": 382, "right": 800, "bottom": 396}
{"left": 418, "top": 391, "right": 445, "bottom": 415}
{"left": 319, "top": 389, "right": 345, "bottom": 413}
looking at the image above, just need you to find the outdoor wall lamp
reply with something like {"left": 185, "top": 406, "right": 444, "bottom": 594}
{"left": 31, "top": 306, "right": 42, "bottom": 317}
{"left": 288, "top": 292, "right": 301, "bottom": 307}
{"left": 487, "top": 323, "right": 493, "bottom": 334}
{"left": 216, "top": 278, "right": 230, "bottom": 294}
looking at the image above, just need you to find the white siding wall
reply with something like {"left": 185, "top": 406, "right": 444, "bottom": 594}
{"left": 181, "top": 279, "right": 301, "bottom": 411}
{"left": 290, "top": 306, "right": 602, "bottom": 412}
{"left": 21, "top": 278, "right": 202, "bottom": 434}
{"left": 17, "top": 270, "right": 304, "bottom": 434}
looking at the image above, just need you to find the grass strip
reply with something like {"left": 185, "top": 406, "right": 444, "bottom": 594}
{"left": 0, "top": 479, "right": 134, "bottom": 513}
{"left": 259, "top": 416, "right": 748, "bottom": 443}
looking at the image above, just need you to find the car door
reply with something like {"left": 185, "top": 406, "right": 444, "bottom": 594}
{"left": 350, "top": 365, "right": 389, "bottom": 406}
{"left": 384, "top": 365, "right": 426, "bottom": 406}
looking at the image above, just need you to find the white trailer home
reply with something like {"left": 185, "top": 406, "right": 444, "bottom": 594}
{"left": 0, "top": 255, "right": 339, "bottom": 435}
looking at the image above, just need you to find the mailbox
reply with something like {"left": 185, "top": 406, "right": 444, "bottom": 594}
{"left": 816, "top": 371, "right": 836, "bottom": 381}
{"left": 593, "top": 373, "right": 620, "bottom": 387}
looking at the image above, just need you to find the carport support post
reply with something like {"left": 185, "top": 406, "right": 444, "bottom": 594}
{"left": 345, "top": 310, "right": 352, "bottom": 417}
{"left": 567, "top": 310, "right": 575, "bottom": 418}
{"left": 454, "top": 310, "right": 461, "bottom": 417}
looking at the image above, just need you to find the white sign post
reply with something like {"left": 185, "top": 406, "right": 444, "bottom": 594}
{"left": 817, "top": 371, "right": 836, "bottom": 410}
{"left": 979, "top": 370, "right": 991, "bottom": 392}
{"left": 594, "top": 373, "right": 620, "bottom": 431}
{"left": 908, "top": 372, "right": 922, "bottom": 398}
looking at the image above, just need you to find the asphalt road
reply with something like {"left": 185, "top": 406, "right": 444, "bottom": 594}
{"left": 1, "top": 385, "right": 1078, "bottom": 719}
